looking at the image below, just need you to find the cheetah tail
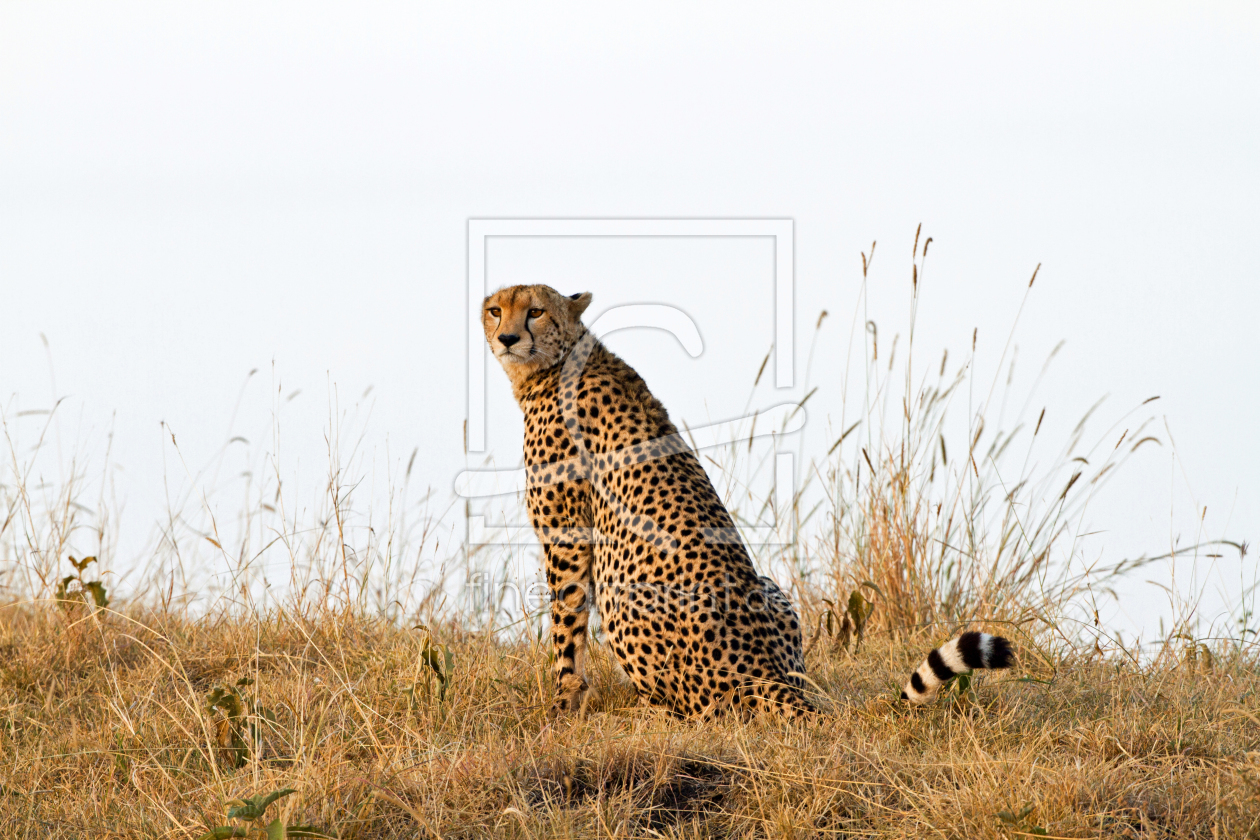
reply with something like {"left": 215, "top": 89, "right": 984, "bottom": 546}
{"left": 899, "top": 631, "right": 1014, "bottom": 705}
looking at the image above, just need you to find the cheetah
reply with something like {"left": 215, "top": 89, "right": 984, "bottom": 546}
{"left": 481, "top": 284, "right": 1013, "bottom": 718}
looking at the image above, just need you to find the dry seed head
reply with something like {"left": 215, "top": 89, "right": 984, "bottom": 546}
{"left": 753, "top": 347, "right": 770, "bottom": 387}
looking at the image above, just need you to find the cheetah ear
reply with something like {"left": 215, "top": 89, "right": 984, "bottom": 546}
{"left": 567, "top": 292, "right": 593, "bottom": 316}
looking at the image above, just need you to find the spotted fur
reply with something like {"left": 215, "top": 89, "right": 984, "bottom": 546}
{"left": 482, "top": 284, "right": 1012, "bottom": 718}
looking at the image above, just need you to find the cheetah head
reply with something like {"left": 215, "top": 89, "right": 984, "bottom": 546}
{"left": 482, "top": 284, "right": 593, "bottom": 382}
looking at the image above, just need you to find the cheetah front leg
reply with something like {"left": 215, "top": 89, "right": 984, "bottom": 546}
{"left": 542, "top": 534, "right": 595, "bottom": 716}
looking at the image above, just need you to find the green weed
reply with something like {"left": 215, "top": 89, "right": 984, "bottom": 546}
{"left": 196, "top": 788, "right": 332, "bottom": 839}
{"left": 54, "top": 555, "right": 108, "bottom": 616}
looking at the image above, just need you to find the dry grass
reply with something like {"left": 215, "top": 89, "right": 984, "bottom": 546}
{"left": 2, "top": 232, "right": 1254, "bottom": 837}
{"left": 3, "top": 602, "right": 1260, "bottom": 838}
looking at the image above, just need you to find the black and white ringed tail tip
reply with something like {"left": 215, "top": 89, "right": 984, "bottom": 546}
{"left": 900, "top": 631, "right": 1014, "bottom": 705}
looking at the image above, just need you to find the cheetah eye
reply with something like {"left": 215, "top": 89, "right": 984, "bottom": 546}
{"left": 487, "top": 307, "right": 501, "bottom": 317}
{"left": 528, "top": 308, "right": 544, "bottom": 318}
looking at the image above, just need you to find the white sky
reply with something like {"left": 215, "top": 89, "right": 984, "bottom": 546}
{"left": 1, "top": 2, "right": 1257, "bottom": 641}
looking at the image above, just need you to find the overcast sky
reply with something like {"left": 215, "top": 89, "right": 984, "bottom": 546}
{"left": 2, "top": 3, "right": 1256, "bottom": 641}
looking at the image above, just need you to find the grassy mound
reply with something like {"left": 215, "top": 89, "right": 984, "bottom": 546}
{"left": 2, "top": 603, "right": 1258, "bottom": 838}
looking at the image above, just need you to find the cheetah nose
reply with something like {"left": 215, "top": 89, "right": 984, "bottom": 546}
{"left": 498, "top": 333, "right": 520, "bottom": 348}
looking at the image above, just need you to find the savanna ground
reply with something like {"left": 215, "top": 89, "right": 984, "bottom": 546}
{"left": 3, "top": 238, "right": 1255, "bottom": 837}
{"left": 4, "top": 598, "right": 1260, "bottom": 838}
